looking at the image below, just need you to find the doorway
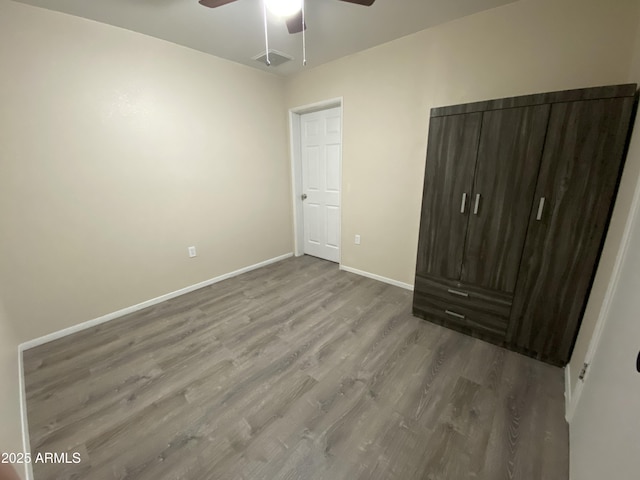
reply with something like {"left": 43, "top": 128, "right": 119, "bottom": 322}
{"left": 289, "top": 99, "right": 343, "bottom": 263}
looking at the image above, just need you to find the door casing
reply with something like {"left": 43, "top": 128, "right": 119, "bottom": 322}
{"left": 288, "top": 97, "right": 343, "bottom": 261}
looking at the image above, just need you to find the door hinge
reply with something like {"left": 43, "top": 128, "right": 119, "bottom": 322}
{"left": 578, "top": 362, "right": 589, "bottom": 381}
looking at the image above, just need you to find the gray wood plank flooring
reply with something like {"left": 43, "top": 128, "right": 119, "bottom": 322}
{"left": 23, "top": 255, "right": 569, "bottom": 479}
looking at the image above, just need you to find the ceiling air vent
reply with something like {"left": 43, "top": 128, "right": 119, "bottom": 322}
{"left": 252, "top": 49, "right": 293, "bottom": 67}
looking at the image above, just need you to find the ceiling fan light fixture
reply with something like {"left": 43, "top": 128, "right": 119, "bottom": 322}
{"left": 264, "top": 0, "right": 302, "bottom": 18}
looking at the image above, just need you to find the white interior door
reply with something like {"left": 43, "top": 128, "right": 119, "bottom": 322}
{"left": 301, "top": 107, "right": 341, "bottom": 263}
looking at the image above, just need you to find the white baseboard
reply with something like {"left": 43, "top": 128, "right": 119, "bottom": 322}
{"left": 339, "top": 265, "right": 414, "bottom": 291}
{"left": 17, "top": 346, "right": 33, "bottom": 480}
{"left": 19, "top": 253, "right": 293, "bottom": 351}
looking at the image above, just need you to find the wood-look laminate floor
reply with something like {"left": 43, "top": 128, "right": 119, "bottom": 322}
{"left": 24, "top": 256, "right": 569, "bottom": 480}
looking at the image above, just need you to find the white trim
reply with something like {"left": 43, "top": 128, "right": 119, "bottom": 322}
{"left": 567, "top": 370, "right": 585, "bottom": 422}
{"left": 339, "top": 264, "right": 414, "bottom": 291}
{"left": 566, "top": 150, "right": 640, "bottom": 422}
{"left": 288, "top": 110, "right": 304, "bottom": 257}
{"left": 288, "top": 97, "right": 343, "bottom": 260}
{"left": 18, "top": 346, "right": 33, "bottom": 480}
{"left": 19, "top": 253, "right": 293, "bottom": 351}
{"left": 290, "top": 97, "right": 342, "bottom": 115}
{"left": 564, "top": 364, "right": 571, "bottom": 416}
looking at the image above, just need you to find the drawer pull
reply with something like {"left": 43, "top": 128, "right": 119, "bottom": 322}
{"left": 445, "top": 310, "right": 465, "bottom": 320}
{"left": 447, "top": 288, "right": 469, "bottom": 297}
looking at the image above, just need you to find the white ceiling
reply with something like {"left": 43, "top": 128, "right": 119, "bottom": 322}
{"left": 13, "top": 0, "right": 517, "bottom": 76}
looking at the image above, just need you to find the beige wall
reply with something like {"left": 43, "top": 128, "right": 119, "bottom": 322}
{"left": 0, "top": 1, "right": 292, "bottom": 343}
{"left": 569, "top": 4, "right": 640, "bottom": 393}
{"left": 0, "top": 299, "right": 25, "bottom": 479}
{"left": 285, "top": 0, "right": 639, "bottom": 286}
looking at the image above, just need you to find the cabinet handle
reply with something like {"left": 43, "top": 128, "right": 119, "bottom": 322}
{"left": 460, "top": 193, "right": 467, "bottom": 214}
{"left": 447, "top": 288, "right": 469, "bottom": 297}
{"left": 473, "top": 194, "right": 481, "bottom": 215}
{"left": 445, "top": 310, "right": 465, "bottom": 319}
{"left": 536, "top": 197, "right": 546, "bottom": 221}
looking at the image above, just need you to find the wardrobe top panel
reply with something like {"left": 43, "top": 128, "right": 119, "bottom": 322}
{"left": 431, "top": 83, "right": 637, "bottom": 118}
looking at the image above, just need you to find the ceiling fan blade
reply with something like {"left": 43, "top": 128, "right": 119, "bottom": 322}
{"left": 198, "top": 0, "right": 238, "bottom": 8}
{"left": 338, "top": 0, "right": 375, "bottom": 5}
{"left": 286, "top": 11, "right": 306, "bottom": 34}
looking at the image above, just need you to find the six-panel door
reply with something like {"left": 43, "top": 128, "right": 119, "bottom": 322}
{"left": 415, "top": 113, "right": 481, "bottom": 280}
{"left": 509, "top": 97, "right": 635, "bottom": 364}
{"left": 301, "top": 107, "right": 342, "bottom": 263}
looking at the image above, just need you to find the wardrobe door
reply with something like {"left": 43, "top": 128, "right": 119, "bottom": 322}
{"left": 416, "top": 113, "right": 482, "bottom": 280}
{"left": 460, "top": 105, "right": 550, "bottom": 293}
{"left": 510, "top": 97, "right": 635, "bottom": 365}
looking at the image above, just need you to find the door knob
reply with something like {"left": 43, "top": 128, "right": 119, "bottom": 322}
{"left": 301, "top": 193, "right": 307, "bottom": 201}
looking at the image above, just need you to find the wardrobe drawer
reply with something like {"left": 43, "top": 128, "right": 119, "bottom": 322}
{"left": 414, "top": 274, "right": 513, "bottom": 318}
{"left": 413, "top": 291, "right": 509, "bottom": 339}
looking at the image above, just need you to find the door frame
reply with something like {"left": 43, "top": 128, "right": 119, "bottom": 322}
{"left": 288, "top": 97, "right": 343, "bottom": 260}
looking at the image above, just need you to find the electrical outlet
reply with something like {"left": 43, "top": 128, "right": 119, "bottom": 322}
{"left": 355, "top": 235, "right": 361, "bottom": 245}
{"left": 188, "top": 246, "right": 197, "bottom": 258}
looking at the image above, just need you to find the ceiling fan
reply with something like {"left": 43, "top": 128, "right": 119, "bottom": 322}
{"left": 198, "top": 0, "right": 376, "bottom": 34}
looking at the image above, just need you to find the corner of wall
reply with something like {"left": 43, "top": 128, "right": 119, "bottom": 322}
{"left": 17, "top": 345, "right": 31, "bottom": 480}
{"left": 0, "top": 301, "right": 28, "bottom": 479}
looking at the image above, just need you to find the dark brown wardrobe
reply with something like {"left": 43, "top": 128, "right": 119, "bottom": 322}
{"left": 413, "top": 84, "right": 637, "bottom": 366}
